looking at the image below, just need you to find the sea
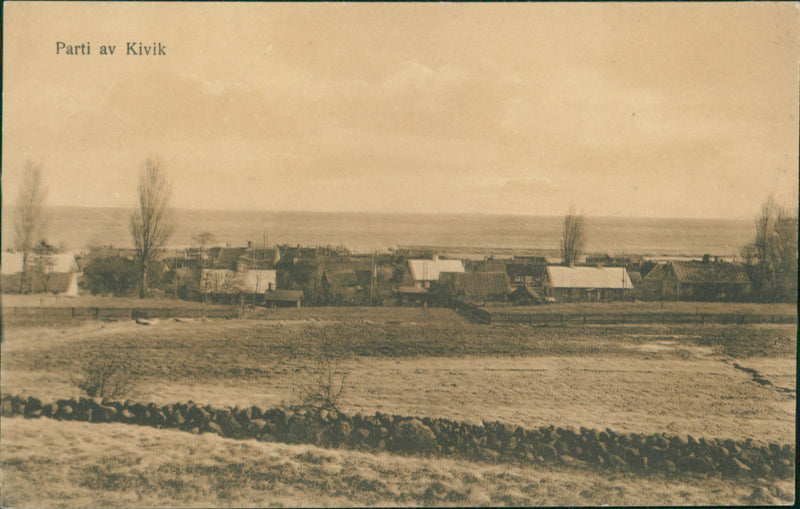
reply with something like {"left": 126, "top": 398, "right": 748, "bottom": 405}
{"left": 1, "top": 207, "right": 753, "bottom": 257}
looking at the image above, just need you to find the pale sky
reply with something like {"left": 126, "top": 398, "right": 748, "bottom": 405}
{"left": 3, "top": 2, "right": 798, "bottom": 218}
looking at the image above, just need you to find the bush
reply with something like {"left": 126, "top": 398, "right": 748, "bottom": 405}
{"left": 81, "top": 256, "right": 140, "bottom": 297}
{"left": 296, "top": 348, "right": 349, "bottom": 413}
{"left": 73, "top": 356, "right": 134, "bottom": 399}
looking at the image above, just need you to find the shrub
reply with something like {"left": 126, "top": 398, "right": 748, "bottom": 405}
{"left": 296, "top": 348, "right": 349, "bottom": 413}
{"left": 81, "top": 256, "right": 140, "bottom": 297}
{"left": 73, "top": 356, "right": 134, "bottom": 399}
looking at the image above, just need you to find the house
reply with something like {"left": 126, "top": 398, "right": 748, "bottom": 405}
{"left": 402, "top": 258, "right": 465, "bottom": 289}
{"left": 320, "top": 262, "right": 368, "bottom": 305}
{"left": 542, "top": 266, "right": 633, "bottom": 302}
{"left": 661, "top": 259, "right": 750, "bottom": 301}
{"left": 1, "top": 252, "right": 80, "bottom": 296}
{"left": 200, "top": 269, "right": 277, "bottom": 295}
{"left": 263, "top": 289, "right": 304, "bottom": 308}
{"left": 438, "top": 271, "right": 512, "bottom": 305}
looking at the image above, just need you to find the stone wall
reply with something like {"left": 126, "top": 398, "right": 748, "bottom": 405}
{"left": 1, "top": 394, "right": 793, "bottom": 479}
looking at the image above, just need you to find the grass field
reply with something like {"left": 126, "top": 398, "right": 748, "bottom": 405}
{"left": 1, "top": 303, "right": 796, "bottom": 506}
{"left": 1, "top": 418, "right": 794, "bottom": 507}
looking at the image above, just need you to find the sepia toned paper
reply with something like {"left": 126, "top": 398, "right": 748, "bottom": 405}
{"left": 1, "top": 2, "right": 797, "bottom": 507}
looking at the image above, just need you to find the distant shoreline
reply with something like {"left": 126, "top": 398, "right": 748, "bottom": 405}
{"left": 1, "top": 207, "right": 754, "bottom": 257}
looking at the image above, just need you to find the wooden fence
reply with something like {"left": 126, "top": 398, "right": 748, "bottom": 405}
{"left": 489, "top": 312, "right": 797, "bottom": 326}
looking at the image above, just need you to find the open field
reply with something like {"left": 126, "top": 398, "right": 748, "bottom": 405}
{"left": 1, "top": 304, "right": 795, "bottom": 506}
{"left": 3, "top": 417, "right": 792, "bottom": 507}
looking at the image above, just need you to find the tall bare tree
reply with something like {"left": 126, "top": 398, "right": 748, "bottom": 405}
{"left": 747, "top": 196, "right": 798, "bottom": 302}
{"left": 14, "top": 162, "right": 48, "bottom": 293}
{"left": 130, "top": 158, "right": 173, "bottom": 298}
{"left": 560, "top": 205, "right": 586, "bottom": 267}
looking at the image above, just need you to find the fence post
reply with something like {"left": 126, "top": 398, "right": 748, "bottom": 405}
{"left": 583, "top": 314, "right": 586, "bottom": 324}
{"left": 560, "top": 314, "right": 564, "bottom": 326}
{"left": 95, "top": 307, "right": 99, "bottom": 319}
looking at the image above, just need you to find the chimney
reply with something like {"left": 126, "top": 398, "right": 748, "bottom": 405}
{"left": 247, "top": 241, "right": 252, "bottom": 249}
{"left": 702, "top": 254, "right": 710, "bottom": 264}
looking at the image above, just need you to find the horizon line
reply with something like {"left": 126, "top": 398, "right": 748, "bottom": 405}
{"left": 21, "top": 204, "right": 758, "bottom": 222}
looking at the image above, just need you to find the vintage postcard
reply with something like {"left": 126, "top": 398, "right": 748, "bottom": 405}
{"left": 1, "top": 1, "right": 797, "bottom": 507}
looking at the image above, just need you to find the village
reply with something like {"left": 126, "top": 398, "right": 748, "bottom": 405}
{"left": 1, "top": 239, "right": 756, "bottom": 310}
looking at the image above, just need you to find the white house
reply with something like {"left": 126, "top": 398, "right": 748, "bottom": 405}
{"left": 403, "top": 258, "right": 465, "bottom": 289}
{"left": 200, "top": 269, "right": 277, "bottom": 294}
{"left": 1, "top": 252, "right": 81, "bottom": 296}
{"left": 542, "top": 266, "right": 633, "bottom": 302}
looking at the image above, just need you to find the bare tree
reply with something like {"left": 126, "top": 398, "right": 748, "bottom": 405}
{"left": 192, "top": 231, "right": 215, "bottom": 263}
{"left": 561, "top": 205, "right": 587, "bottom": 267}
{"left": 13, "top": 162, "right": 48, "bottom": 293}
{"left": 748, "top": 196, "right": 798, "bottom": 302}
{"left": 130, "top": 158, "right": 173, "bottom": 298}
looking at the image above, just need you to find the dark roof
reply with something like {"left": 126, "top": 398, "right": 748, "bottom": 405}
{"left": 2, "top": 272, "right": 75, "bottom": 294}
{"left": 510, "top": 284, "right": 544, "bottom": 304}
{"left": 483, "top": 260, "right": 508, "bottom": 272}
{"left": 628, "top": 271, "right": 643, "bottom": 285}
{"left": 644, "top": 264, "right": 666, "bottom": 281}
{"left": 263, "top": 290, "right": 303, "bottom": 302}
{"left": 506, "top": 263, "right": 546, "bottom": 279}
{"left": 209, "top": 247, "right": 247, "bottom": 270}
{"left": 668, "top": 261, "right": 750, "bottom": 285}
{"left": 439, "top": 271, "right": 511, "bottom": 300}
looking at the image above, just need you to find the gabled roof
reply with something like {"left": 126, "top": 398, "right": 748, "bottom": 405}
{"left": 644, "top": 264, "right": 666, "bottom": 281}
{"left": 667, "top": 261, "right": 750, "bottom": 285}
{"left": 325, "top": 270, "right": 359, "bottom": 287}
{"left": 545, "top": 266, "right": 633, "bottom": 289}
{"left": 209, "top": 247, "right": 247, "bottom": 270}
{"left": 408, "top": 259, "right": 464, "bottom": 281}
{"left": 439, "top": 271, "right": 512, "bottom": 300}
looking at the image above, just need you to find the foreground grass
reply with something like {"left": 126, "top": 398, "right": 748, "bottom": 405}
{"left": 1, "top": 417, "right": 793, "bottom": 507}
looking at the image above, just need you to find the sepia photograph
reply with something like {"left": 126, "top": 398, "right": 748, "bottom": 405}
{"left": 1, "top": 1, "right": 797, "bottom": 506}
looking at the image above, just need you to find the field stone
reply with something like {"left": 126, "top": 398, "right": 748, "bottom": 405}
{"left": 559, "top": 454, "right": 587, "bottom": 468}
{"left": 249, "top": 419, "right": 267, "bottom": 433}
{"left": 394, "top": 418, "right": 437, "bottom": 454}
{"left": 207, "top": 422, "right": 223, "bottom": 434}
{"left": 1, "top": 400, "right": 14, "bottom": 417}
